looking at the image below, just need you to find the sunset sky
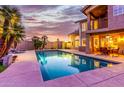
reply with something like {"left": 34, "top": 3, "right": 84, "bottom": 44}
{"left": 17, "top": 5, "right": 86, "bottom": 41}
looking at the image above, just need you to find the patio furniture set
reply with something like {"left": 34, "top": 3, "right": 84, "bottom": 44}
{"left": 99, "top": 47, "right": 119, "bottom": 56}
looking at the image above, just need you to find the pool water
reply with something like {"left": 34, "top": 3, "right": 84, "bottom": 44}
{"left": 36, "top": 50, "right": 117, "bottom": 81}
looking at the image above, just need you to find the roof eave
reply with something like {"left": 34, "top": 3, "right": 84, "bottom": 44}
{"left": 81, "top": 5, "right": 91, "bottom": 15}
{"left": 75, "top": 18, "right": 87, "bottom": 23}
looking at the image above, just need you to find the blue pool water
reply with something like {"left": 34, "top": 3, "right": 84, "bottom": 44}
{"left": 36, "top": 50, "right": 117, "bottom": 81}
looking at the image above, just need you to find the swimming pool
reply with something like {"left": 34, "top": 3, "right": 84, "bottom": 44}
{"left": 36, "top": 50, "right": 117, "bottom": 81}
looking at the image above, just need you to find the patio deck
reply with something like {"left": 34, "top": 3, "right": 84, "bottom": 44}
{"left": 0, "top": 50, "right": 124, "bottom": 87}
{"left": 0, "top": 50, "right": 43, "bottom": 87}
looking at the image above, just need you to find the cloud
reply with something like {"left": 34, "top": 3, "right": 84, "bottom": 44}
{"left": 17, "top": 5, "right": 86, "bottom": 41}
{"left": 25, "top": 21, "right": 77, "bottom": 36}
{"left": 22, "top": 16, "right": 36, "bottom": 21}
{"left": 19, "top": 5, "right": 60, "bottom": 13}
{"left": 21, "top": 5, "right": 85, "bottom": 23}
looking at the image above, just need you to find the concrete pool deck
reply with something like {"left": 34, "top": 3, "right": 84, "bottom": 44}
{"left": 1, "top": 50, "right": 124, "bottom": 87}
{"left": 0, "top": 51, "right": 43, "bottom": 87}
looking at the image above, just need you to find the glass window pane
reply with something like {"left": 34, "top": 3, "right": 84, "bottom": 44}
{"left": 113, "top": 5, "right": 124, "bottom": 16}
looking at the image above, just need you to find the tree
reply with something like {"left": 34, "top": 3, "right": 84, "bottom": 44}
{"left": 0, "top": 6, "right": 25, "bottom": 58}
{"left": 13, "top": 24, "right": 25, "bottom": 48}
{"left": 32, "top": 35, "right": 48, "bottom": 50}
{"left": 0, "top": 6, "right": 21, "bottom": 43}
{"left": 41, "top": 35, "right": 48, "bottom": 49}
{"left": 32, "top": 36, "right": 42, "bottom": 50}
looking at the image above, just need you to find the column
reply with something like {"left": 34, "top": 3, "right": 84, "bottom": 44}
{"left": 86, "top": 34, "right": 91, "bottom": 54}
{"left": 57, "top": 38, "right": 59, "bottom": 49}
{"left": 98, "top": 17, "right": 102, "bottom": 29}
{"left": 79, "top": 22, "right": 82, "bottom": 47}
{"left": 72, "top": 36, "right": 75, "bottom": 48}
{"left": 91, "top": 35, "right": 94, "bottom": 53}
{"left": 92, "top": 20, "right": 94, "bottom": 30}
{"left": 87, "top": 14, "right": 91, "bottom": 30}
{"left": 99, "top": 35, "right": 102, "bottom": 48}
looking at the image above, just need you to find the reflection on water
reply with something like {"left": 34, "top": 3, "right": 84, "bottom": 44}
{"left": 69, "top": 54, "right": 114, "bottom": 71}
{"left": 36, "top": 51, "right": 47, "bottom": 65}
{"left": 36, "top": 50, "right": 117, "bottom": 81}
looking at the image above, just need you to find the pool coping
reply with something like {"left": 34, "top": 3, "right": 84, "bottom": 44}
{"left": 38, "top": 49, "right": 124, "bottom": 64}
{"left": 58, "top": 49, "right": 124, "bottom": 64}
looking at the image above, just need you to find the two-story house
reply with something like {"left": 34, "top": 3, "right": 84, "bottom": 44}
{"left": 77, "top": 5, "right": 124, "bottom": 54}
{"left": 68, "top": 30, "right": 79, "bottom": 49}
{"left": 75, "top": 18, "right": 87, "bottom": 51}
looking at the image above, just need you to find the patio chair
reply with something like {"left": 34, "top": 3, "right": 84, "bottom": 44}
{"left": 100, "top": 47, "right": 104, "bottom": 55}
{"left": 100, "top": 47, "right": 109, "bottom": 55}
{"left": 103, "top": 47, "right": 109, "bottom": 55}
{"left": 112, "top": 48, "right": 119, "bottom": 57}
{"left": 2, "top": 54, "right": 17, "bottom": 67}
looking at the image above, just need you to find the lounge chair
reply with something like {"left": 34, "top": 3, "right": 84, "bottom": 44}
{"left": 9, "top": 48, "right": 25, "bottom": 54}
{"left": 2, "top": 54, "right": 17, "bottom": 67}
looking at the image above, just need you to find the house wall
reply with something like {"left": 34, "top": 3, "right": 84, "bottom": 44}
{"left": 62, "top": 42, "right": 66, "bottom": 49}
{"left": 81, "top": 5, "right": 124, "bottom": 32}
{"left": 81, "top": 5, "right": 124, "bottom": 54}
{"left": 58, "top": 42, "right": 62, "bottom": 49}
{"left": 108, "top": 5, "right": 124, "bottom": 30}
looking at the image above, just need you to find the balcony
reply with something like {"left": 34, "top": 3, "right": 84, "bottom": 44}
{"left": 90, "top": 17, "right": 108, "bottom": 30}
{"left": 85, "top": 5, "right": 108, "bottom": 33}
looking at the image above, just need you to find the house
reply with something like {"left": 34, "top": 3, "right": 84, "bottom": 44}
{"left": 75, "top": 19, "right": 87, "bottom": 51}
{"left": 77, "top": 5, "right": 124, "bottom": 54}
{"left": 68, "top": 30, "right": 79, "bottom": 49}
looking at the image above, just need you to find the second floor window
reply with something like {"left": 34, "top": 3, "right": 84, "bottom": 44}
{"left": 113, "top": 5, "right": 124, "bottom": 16}
{"left": 82, "top": 22, "right": 87, "bottom": 31}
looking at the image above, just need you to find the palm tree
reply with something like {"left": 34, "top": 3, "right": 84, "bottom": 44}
{"left": 0, "top": 6, "right": 24, "bottom": 58}
{"left": 0, "top": 6, "right": 13, "bottom": 54}
{"left": 32, "top": 36, "right": 42, "bottom": 50}
{"left": 32, "top": 35, "right": 48, "bottom": 50}
{"left": 0, "top": 6, "right": 12, "bottom": 34}
{"left": 13, "top": 24, "right": 25, "bottom": 48}
{"left": 1, "top": 24, "right": 25, "bottom": 56}
{"left": 41, "top": 35, "right": 48, "bottom": 49}
{"left": 0, "top": 6, "right": 20, "bottom": 44}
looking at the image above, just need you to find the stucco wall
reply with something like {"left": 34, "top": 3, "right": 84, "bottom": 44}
{"left": 45, "top": 41, "right": 63, "bottom": 49}
{"left": 108, "top": 5, "right": 124, "bottom": 30}
{"left": 16, "top": 41, "right": 35, "bottom": 50}
{"left": 17, "top": 41, "right": 63, "bottom": 50}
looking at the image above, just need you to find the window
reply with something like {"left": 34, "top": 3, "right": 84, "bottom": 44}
{"left": 82, "top": 22, "right": 87, "bottom": 31}
{"left": 82, "top": 39, "right": 86, "bottom": 46}
{"left": 94, "top": 20, "right": 98, "bottom": 30}
{"left": 113, "top": 5, "right": 124, "bottom": 16}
